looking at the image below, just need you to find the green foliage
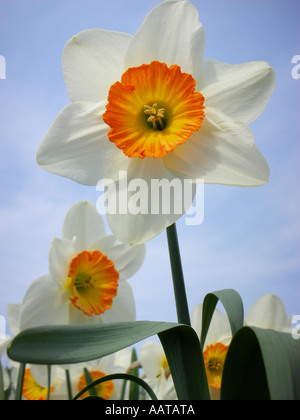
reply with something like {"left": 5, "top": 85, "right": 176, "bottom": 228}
{"left": 7, "top": 290, "right": 300, "bottom": 401}
{"left": 8, "top": 321, "right": 209, "bottom": 400}
{"left": 221, "top": 326, "right": 300, "bottom": 400}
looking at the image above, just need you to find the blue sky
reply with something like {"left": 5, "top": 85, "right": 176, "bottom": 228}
{"left": 0, "top": 0, "right": 299, "bottom": 333}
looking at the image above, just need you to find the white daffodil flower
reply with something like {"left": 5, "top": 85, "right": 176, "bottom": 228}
{"left": 37, "top": 0, "right": 275, "bottom": 244}
{"left": 10, "top": 364, "right": 66, "bottom": 401}
{"left": 18, "top": 201, "right": 145, "bottom": 330}
{"left": 244, "top": 293, "right": 293, "bottom": 332}
{"left": 191, "top": 304, "right": 231, "bottom": 399}
{"left": 139, "top": 340, "right": 177, "bottom": 400}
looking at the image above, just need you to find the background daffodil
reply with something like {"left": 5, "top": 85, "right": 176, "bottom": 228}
{"left": 17, "top": 201, "right": 145, "bottom": 330}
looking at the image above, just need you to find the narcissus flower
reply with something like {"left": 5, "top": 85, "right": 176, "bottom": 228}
{"left": 37, "top": 0, "right": 275, "bottom": 244}
{"left": 139, "top": 340, "right": 177, "bottom": 400}
{"left": 19, "top": 201, "right": 145, "bottom": 329}
{"left": 191, "top": 304, "right": 232, "bottom": 399}
{"left": 244, "top": 293, "right": 293, "bottom": 332}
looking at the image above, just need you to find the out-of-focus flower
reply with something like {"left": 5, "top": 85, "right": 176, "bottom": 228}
{"left": 18, "top": 201, "right": 145, "bottom": 330}
{"left": 37, "top": 0, "right": 275, "bottom": 244}
{"left": 64, "top": 348, "right": 133, "bottom": 400}
{"left": 244, "top": 293, "right": 292, "bottom": 332}
{"left": 191, "top": 304, "right": 231, "bottom": 400}
{"left": 139, "top": 340, "right": 177, "bottom": 400}
{"left": 10, "top": 365, "right": 65, "bottom": 401}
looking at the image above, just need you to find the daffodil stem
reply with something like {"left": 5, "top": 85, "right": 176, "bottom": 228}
{"left": 166, "top": 223, "right": 191, "bottom": 326}
{"left": 15, "top": 363, "right": 26, "bottom": 400}
{"left": 0, "top": 362, "right": 5, "bottom": 401}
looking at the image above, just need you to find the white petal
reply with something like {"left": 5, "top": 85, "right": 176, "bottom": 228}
{"left": 106, "top": 158, "right": 196, "bottom": 244}
{"left": 164, "top": 106, "right": 270, "bottom": 186}
{"left": 37, "top": 101, "right": 130, "bottom": 186}
{"left": 139, "top": 340, "right": 165, "bottom": 379}
{"left": 48, "top": 238, "right": 76, "bottom": 287}
{"left": 245, "top": 294, "right": 291, "bottom": 331}
{"left": 68, "top": 304, "right": 104, "bottom": 325}
{"left": 20, "top": 276, "right": 69, "bottom": 330}
{"left": 124, "top": 0, "right": 205, "bottom": 86}
{"left": 100, "top": 281, "right": 136, "bottom": 322}
{"left": 62, "top": 201, "right": 107, "bottom": 251}
{"left": 114, "top": 347, "right": 133, "bottom": 371}
{"left": 202, "top": 59, "right": 276, "bottom": 124}
{"left": 89, "top": 235, "right": 146, "bottom": 281}
{"left": 0, "top": 336, "right": 11, "bottom": 358}
{"left": 62, "top": 29, "right": 132, "bottom": 102}
{"left": 6, "top": 303, "right": 21, "bottom": 336}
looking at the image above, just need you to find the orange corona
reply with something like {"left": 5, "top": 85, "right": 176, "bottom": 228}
{"left": 203, "top": 342, "right": 229, "bottom": 389}
{"left": 103, "top": 61, "right": 205, "bottom": 159}
{"left": 77, "top": 370, "right": 114, "bottom": 400}
{"left": 67, "top": 250, "right": 119, "bottom": 316}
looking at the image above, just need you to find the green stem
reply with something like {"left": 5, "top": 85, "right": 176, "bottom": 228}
{"left": 166, "top": 223, "right": 191, "bottom": 326}
{"left": 46, "top": 365, "right": 51, "bottom": 401}
{"left": 0, "top": 361, "right": 5, "bottom": 401}
{"left": 15, "top": 363, "right": 26, "bottom": 400}
{"left": 65, "top": 370, "right": 73, "bottom": 400}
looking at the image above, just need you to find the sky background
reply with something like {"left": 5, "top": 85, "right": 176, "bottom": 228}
{"left": 0, "top": 0, "right": 299, "bottom": 337}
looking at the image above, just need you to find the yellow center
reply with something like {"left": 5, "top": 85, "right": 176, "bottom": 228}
{"left": 161, "top": 356, "right": 170, "bottom": 379}
{"left": 203, "top": 342, "right": 229, "bottom": 390}
{"left": 77, "top": 370, "right": 114, "bottom": 400}
{"left": 103, "top": 61, "right": 205, "bottom": 159}
{"left": 67, "top": 250, "right": 119, "bottom": 316}
{"left": 22, "top": 369, "right": 54, "bottom": 401}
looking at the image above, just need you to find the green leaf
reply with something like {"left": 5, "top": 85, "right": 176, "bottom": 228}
{"left": 221, "top": 326, "right": 300, "bottom": 400}
{"left": 14, "top": 363, "right": 26, "bottom": 401}
{"left": 201, "top": 289, "right": 244, "bottom": 347}
{"left": 129, "top": 348, "right": 140, "bottom": 400}
{"left": 8, "top": 321, "right": 210, "bottom": 400}
{"left": 159, "top": 324, "right": 209, "bottom": 400}
{"left": 84, "top": 368, "right": 98, "bottom": 397}
{"left": 73, "top": 373, "right": 158, "bottom": 401}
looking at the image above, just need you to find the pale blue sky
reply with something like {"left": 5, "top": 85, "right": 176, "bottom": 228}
{"left": 0, "top": 0, "right": 299, "bottom": 333}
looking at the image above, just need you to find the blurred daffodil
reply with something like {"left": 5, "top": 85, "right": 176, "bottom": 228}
{"left": 191, "top": 304, "right": 231, "bottom": 399}
{"left": 139, "top": 340, "right": 177, "bottom": 400}
{"left": 19, "top": 201, "right": 145, "bottom": 330}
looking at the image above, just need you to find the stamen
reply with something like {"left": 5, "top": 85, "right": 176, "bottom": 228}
{"left": 144, "top": 103, "right": 165, "bottom": 129}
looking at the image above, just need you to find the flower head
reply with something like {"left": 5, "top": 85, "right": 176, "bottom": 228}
{"left": 19, "top": 201, "right": 145, "bottom": 329}
{"left": 191, "top": 304, "right": 231, "bottom": 398}
{"left": 37, "top": 0, "right": 275, "bottom": 244}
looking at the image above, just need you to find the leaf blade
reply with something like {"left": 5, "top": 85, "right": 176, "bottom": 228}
{"left": 201, "top": 289, "right": 244, "bottom": 347}
{"left": 221, "top": 326, "right": 300, "bottom": 400}
{"left": 8, "top": 321, "right": 210, "bottom": 400}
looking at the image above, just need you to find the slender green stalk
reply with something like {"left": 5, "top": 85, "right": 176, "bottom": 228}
{"left": 65, "top": 370, "right": 73, "bottom": 400}
{"left": 46, "top": 365, "right": 51, "bottom": 400}
{"left": 15, "top": 363, "right": 26, "bottom": 400}
{"left": 166, "top": 223, "right": 191, "bottom": 326}
{"left": 0, "top": 361, "right": 5, "bottom": 401}
{"left": 84, "top": 368, "right": 98, "bottom": 397}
